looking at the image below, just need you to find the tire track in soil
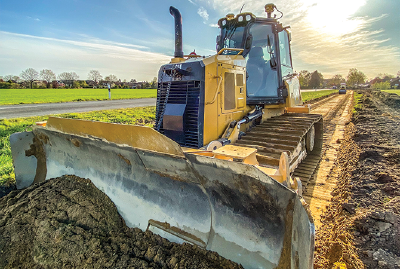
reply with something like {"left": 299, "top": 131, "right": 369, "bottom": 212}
{"left": 304, "top": 92, "right": 353, "bottom": 228}
{"left": 301, "top": 91, "right": 366, "bottom": 268}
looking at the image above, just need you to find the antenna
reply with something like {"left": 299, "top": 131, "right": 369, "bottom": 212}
{"left": 239, "top": 4, "right": 245, "bottom": 13}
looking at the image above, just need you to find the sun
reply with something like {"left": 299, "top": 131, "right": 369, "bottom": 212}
{"left": 302, "top": 0, "right": 367, "bottom": 36}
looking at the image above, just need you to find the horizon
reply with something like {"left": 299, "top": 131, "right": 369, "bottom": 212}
{"left": 1, "top": 0, "right": 399, "bottom": 81}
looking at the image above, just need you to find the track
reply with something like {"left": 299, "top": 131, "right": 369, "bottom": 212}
{"left": 233, "top": 92, "right": 351, "bottom": 191}
{"left": 234, "top": 113, "right": 322, "bottom": 171}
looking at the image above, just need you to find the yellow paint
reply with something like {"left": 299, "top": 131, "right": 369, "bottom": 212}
{"left": 213, "top": 144, "right": 257, "bottom": 159}
{"left": 285, "top": 105, "right": 311, "bottom": 113}
{"left": 44, "top": 117, "right": 185, "bottom": 157}
{"left": 202, "top": 54, "right": 252, "bottom": 146}
{"left": 170, "top": 57, "right": 185, "bottom": 63}
{"left": 285, "top": 76, "right": 302, "bottom": 107}
{"left": 333, "top": 262, "right": 347, "bottom": 269}
{"left": 261, "top": 107, "right": 285, "bottom": 123}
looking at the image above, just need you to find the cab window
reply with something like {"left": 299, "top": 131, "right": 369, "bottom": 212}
{"left": 278, "top": 31, "right": 293, "bottom": 77}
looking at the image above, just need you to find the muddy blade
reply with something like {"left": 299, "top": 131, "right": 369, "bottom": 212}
{"left": 11, "top": 124, "right": 314, "bottom": 269}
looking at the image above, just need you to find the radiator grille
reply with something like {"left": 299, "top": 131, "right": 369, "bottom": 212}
{"left": 156, "top": 80, "right": 202, "bottom": 148}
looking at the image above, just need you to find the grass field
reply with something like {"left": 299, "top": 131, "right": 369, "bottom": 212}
{"left": 2, "top": 88, "right": 336, "bottom": 105}
{"left": 383, "top": 90, "right": 400, "bottom": 95}
{"left": 301, "top": 90, "right": 337, "bottom": 102}
{"left": 0, "top": 107, "right": 156, "bottom": 186}
{"left": 0, "top": 88, "right": 157, "bottom": 105}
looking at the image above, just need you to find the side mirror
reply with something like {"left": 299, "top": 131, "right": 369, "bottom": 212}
{"left": 216, "top": 35, "right": 221, "bottom": 52}
{"left": 245, "top": 35, "right": 253, "bottom": 50}
{"left": 270, "top": 57, "right": 277, "bottom": 69}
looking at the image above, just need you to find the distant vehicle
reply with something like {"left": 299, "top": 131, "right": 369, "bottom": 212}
{"left": 332, "top": 86, "right": 337, "bottom": 89}
{"left": 339, "top": 83, "right": 346, "bottom": 94}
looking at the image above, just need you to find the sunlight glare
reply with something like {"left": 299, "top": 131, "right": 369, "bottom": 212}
{"left": 302, "top": 0, "right": 367, "bottom": 36}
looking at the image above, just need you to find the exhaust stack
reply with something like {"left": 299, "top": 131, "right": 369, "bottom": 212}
{"left": 170, "top": 6, "right": 183, "bottom": 58}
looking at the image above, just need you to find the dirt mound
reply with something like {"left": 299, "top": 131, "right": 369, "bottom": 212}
{"left": 313, "top": 123, "right": 365, "bottom": 269}
{"left": 350, "top": 91, "right": 400, "bottom": 269}
{"left": 372, "top": 90, "right": 400, "bottom": 110}
{"left": 0, "top": 175, "right": 243, "bottom": 269}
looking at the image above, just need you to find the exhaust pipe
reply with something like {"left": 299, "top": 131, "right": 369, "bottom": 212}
{"left": 170, "top": 6, "right": 183, "bottom": 58}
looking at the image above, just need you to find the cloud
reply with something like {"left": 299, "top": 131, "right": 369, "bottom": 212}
{"left": 197, "top": 7, "right": 209, "bottom": 22}
{"left": 0, "top": 31, "right": 171, "bottom": 81}
{"left": 196, "top": 0, "right": 400, "bottom": 77}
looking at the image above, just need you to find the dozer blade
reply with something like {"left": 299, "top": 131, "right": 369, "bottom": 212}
{"left": 10, "top": 117, "right": 315, "bottom": 269}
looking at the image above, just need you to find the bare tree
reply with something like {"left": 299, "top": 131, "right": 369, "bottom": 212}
{"left": 20, "top": 68, "right": 39, "bottom": 88}
{"left": 88, "top": 70, "right": 102, "bottom": 83}
{"left": 104, "top": 74, "right": 118, "bottom": 82}
{"left": 70, "top": 72, "right": 79, "bottom": 81}
{"left": 58, "top": 72, "right": 71, "bottom": 82}
{"left": 397, "top": 71, "right": 400, "bottom": 78}
{"left": 3, "top": 75, "right": 13, "bottom": 81}
{"left": 40, "top": 69, "right": 56, "bottom": 88}
{"left": 57, "top": 72, "right": 80, "bottom": 87}
{"left": 58, "top": 72, "right": 79, "bottom": 81}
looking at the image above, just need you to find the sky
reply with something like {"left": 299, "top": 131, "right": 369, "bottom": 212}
{"left": 0, "top": 0, "right": 399, "bottom": 81}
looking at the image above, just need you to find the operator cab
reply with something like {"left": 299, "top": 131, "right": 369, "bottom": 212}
{"left": 216, "top": 4, "right": 294, "bottom": 105}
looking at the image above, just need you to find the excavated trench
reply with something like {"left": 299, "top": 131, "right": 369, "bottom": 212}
{"left": 1, "top": 90, "right": 399, "bottom": 268}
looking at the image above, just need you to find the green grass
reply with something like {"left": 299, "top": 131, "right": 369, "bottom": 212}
{"left": 382, "top": 90, "right": 400, "bottom": 95}
{"left": 353, "top": 91, "right": 363, "bottom": 114}
{"left": 0, "top": 88, "right": 157, "bottom": 105}
{"left": 301, "top": 90, "right": 337, "bottom": 102}
{"left": 0, "top": 106, "right": 156, "bottom": 186}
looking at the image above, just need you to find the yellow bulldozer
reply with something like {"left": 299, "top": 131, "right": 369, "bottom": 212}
{"left": 11, "top": 4, "right": 322, "bottom": 268}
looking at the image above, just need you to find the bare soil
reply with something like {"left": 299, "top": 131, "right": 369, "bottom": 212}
{"left": 0, "top": 175, "right": 242, "bottom": 269}
{"left": 314, "top": 90, "right": 400, "bottom": 269}
{"left": 351, "top": 91, "right": 400, "bottom": 269}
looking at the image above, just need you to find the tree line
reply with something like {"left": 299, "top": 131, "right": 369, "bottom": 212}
{"left": 2, "top": 67, "right": 399, "bottom": 90}
{"left": 0, "top": 68, "right": 157, "bottom": 89}
{"left": 299, "top": 68, "right": 368, "bottom": 89}
{"left": 299, "top": 69, "right": 400, "bottom": 90}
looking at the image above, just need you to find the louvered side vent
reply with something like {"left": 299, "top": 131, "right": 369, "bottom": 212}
{"left": 156, "top": 80, "right": 202, "bottom": 148}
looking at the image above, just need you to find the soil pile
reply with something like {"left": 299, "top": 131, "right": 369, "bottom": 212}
{"left": 350, "top": 90, "right": 400, "bottom": 269}
{"left": 0, "top": 175, "right": 243, "bottom": 269}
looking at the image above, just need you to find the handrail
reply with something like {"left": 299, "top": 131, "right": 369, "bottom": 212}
{"left": 206, "top": 75, "right": 222, "bottom": 105}
{"left": 217, "top": 48, "right": 244, "bottom": 55}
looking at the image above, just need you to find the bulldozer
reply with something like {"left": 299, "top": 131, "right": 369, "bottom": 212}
{"left": 10, "top": 4, "right": 322, "bottom": 269}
